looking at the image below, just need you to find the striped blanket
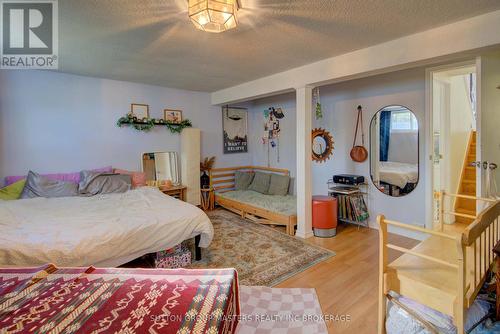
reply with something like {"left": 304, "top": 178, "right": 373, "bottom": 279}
{"left": 0, "top": 264, "right": 239, "bottom": 334}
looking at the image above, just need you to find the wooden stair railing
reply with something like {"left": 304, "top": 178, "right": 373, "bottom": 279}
{"left": 378, "top": 196, "right": 500, "bottom": 334}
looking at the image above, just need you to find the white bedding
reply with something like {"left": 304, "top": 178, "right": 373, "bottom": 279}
{"left": 379, "top": 161, "right": 418, "bottom": 189}
{"left": 0, "top": 187, "right": 213, "bottom": 267}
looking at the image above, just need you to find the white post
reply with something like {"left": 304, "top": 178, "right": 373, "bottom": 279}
{"left": 295, "top": 86, "right": 314, "bottom": 239}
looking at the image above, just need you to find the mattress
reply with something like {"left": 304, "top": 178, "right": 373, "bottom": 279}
{"left": 379, "top": 161, "right": 418, "bottom": 189}
{"left": 217, "top": 190, "right": 296, "bottom": 215}
{"left": 0, "top": 264, "right": 239, "bottom": 333}
{"left": 0, "top": 187, "right": 214, "bottom": 267}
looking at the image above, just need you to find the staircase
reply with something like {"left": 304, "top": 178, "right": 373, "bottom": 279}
{"left": 454, "top": 131, "right": 477, "bottom": 224}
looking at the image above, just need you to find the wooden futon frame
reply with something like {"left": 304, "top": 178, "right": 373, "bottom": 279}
{"left": 378, "top": 192, "right": 500, "bottom": 334}
{"left": 209, "top": 166, "right": 297, "bottom": 236}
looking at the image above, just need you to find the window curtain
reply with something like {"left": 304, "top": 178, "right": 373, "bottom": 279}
{"left": 379, "top": 110, "right": 391, "bottom": 161}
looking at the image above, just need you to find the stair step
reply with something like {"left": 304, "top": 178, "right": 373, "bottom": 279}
{"left": 456, "top": 208, "right": 476, "bottom": 216}
{"left": 455, "top": 216, "right": 474, "bottom": 224}
{"left": 457, "top": 199, "right": 476, "bottom": 211}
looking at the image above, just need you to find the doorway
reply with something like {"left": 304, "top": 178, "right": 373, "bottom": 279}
{"left": 427, "top": 62, "right": 479, "bottom": 227}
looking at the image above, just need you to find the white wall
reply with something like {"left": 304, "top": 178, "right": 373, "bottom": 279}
{"left": 479, "top": 53, "right": 500, "bottom": 197}
{"left": 247, "top": 93, "right": 297, "bottom": 178}
{"left": 0, "top": 71, "right": 252, "bottom": 185}
{"left": 248, "top": 68, "right": 427, "bottom": 230}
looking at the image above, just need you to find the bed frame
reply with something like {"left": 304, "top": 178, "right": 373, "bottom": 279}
{"left": 378, "top": 192, "right": 500, "bottom": 334}
{"left": 209, "top": 166, "right": 297, "bottom": 236}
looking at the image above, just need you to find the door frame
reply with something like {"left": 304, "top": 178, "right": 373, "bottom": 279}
{"left": 424, "top": 59, "right": 479, "bottom": 229}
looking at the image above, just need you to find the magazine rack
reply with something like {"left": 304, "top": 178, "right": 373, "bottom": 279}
{"left": 327, "top": 179, "right": 369, "bottom": 228}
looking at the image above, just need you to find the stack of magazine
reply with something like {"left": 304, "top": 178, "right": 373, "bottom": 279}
{"left": 336, "top": 193, "right": 369, "bottom": 222}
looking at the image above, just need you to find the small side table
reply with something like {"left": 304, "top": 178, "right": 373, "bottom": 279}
{"left": 160, "top": 185, "right": 187, "bottom": 201}
{"left": 200, "top": 188, "right": 214, "bottom": 211}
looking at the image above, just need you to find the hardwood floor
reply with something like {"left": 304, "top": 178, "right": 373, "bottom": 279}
{"left": 276, "top": 223, "right": 419, "bottom": 334}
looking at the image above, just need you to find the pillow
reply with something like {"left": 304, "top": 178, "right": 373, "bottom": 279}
{"left": 234, "top": 171, "right": 254, "bottom": 190}
{"left": 248, "top": 172, "right": 271, "bottom": 194}
{"left": 78, "top": 170, "right": 131, "bottom": 196}
{"left": 114, "top": 169, "right": 147, "bottom": 188}
{"left": 5, "top": 166, "right": 113, "bottom": 186}
{"left": 20, "top": 171, "right": 79, "bottom": 199}
{"left": 268, "top": 174, "right": 290, "bottom": 196}
{"left": 0, "top": 179, "right": 26, "bottom": 200}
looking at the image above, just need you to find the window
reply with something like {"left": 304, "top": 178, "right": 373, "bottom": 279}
{"left": 391, "top": 110, "right": 417, "bottom": 131}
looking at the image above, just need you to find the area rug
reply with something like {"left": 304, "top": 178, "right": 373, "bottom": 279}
{"left": 237, "top": 286, "right": 328, "bottom": 334}
{"left": 188, "top": 209, "right": 335, "bottom": 286}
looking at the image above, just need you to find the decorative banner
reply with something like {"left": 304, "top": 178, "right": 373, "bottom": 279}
{"left": 222, "top": 106, "right": 248, "bottom": 154}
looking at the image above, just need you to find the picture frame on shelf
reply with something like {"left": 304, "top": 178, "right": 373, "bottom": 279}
{"left": 130, "top": 103, "right": 149, "bottom": 119}
{"left": 164, "top": 109, "right": 183, "bottom": 124}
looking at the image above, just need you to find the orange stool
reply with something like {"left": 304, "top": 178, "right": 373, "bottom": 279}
{"left": 312, "top": 195, "right": 338, "bottom": 237}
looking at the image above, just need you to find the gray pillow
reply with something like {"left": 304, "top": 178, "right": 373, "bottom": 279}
{"left": 248, "top": 172, "right": 271, "bottom": 194}
{"left": 235, "top": 171, "right": 254, "bottom": 190}
{"left": 78, "top": 170, "right": 131, "bottom": 196}
{"left": 268, "top": 174, "right": 290, "bottom": 196}
{"left": 20, "top": 171, "right": 79, "bottom": 199}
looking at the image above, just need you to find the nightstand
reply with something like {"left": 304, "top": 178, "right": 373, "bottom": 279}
{"left": 159, "top": 185, "right": 187, "bottom": 201}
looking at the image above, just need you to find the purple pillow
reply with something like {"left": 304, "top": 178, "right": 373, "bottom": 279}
{"left": 4, "top": 166, "right": 112, "bottom": 186}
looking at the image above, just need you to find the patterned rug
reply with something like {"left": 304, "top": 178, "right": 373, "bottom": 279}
{"left": 237, "top": 286, "right": 328, "bottom": 333}
{"left": 188, "top": 209, "right": 335, "bottom": 286}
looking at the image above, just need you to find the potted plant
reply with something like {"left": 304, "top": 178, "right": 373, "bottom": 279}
{"left": 200, "top": 157, "right": 215, "bottom": 189}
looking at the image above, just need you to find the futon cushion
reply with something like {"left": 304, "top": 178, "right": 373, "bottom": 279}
{"left": 0, "top": 179, "right": 26, "bottom": 200}
{"left": 234, "top": 171, "right": 254, "bottom": 190}
{"left": 248, "top": 172, "right": 271, "bottom": 194}
{"left": 20, "top": 171, "right": 79, "bottom": 199}
{"left": 78, "top": 170, "right": 131, "bottom": 196}
{"left": 268, "top": 174, "right": 290, "bottom": 196}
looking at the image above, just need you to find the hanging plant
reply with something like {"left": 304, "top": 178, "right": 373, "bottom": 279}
{"left": 314, "top": 87, "right": 323, "bottom": 120}
{"left": 117, "top": 114, "right": 192, "bottom": 133}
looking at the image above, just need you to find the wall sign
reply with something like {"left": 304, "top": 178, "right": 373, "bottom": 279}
{"left": 222, "top": 106, "right": 248, "bottom": 154}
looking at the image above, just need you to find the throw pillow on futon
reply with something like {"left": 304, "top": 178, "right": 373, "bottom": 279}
{"left": 248, "top": 172, "right": 271, "bottom": 194}
{"left": 235, "top": 171, "right": 254, "bottom": 190}
{"left": 0, "top": 179, "right": 26, "bottom": 200}
{"left": 20, "top": 171, "right": 79, "bottom": 199}
{"left": 268, "top": 174, "right": 290, "bottom": 196}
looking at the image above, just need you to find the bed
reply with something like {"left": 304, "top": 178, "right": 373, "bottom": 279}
{"left": 210, "top": 166, "right": 297, "bottom": 236}
{"left": 0, "top": 264, "right": 239, "bottom": 333}
{"left": 0, "top": 187, "right": 214, "bottom": 267}
{"left": 379, "top": 161, "right": 418, "bottom": 189}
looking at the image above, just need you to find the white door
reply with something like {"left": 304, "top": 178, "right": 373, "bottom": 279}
{"left": 428, "top": 62, "right": 478, "bottom": 226}
{"left": 477, "top": 54, "right": 500, "bottom": 201}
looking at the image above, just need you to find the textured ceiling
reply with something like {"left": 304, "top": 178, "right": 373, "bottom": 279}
{"left": 58, "top": 0, "right": 500, "bottom": 92}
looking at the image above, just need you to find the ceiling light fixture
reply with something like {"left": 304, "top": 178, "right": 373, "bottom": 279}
{"left": 188, "top": 0, "right": 238, "bottom": 33}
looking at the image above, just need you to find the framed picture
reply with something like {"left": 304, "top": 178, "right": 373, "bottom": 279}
{"left": 222, "top": 106, "right": 248, "bottom": 154}
{"left": 130, "top": 103, "right": 149, "bottom": 119}
{"left": 164, "top": 109, "right": 183, "bottom": 124}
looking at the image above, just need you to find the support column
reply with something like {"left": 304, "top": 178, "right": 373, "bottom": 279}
{"left": 295, "top": 86, "right": 314, "bottom": 239}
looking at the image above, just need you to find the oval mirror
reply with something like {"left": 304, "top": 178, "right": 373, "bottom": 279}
{"left": 312, "top": 128, "right": 334, "bottom": 163}
{"left": 369, "top": 105, "right": 419, "bottom": 197}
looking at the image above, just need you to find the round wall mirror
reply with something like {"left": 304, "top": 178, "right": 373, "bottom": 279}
{"left": 369, "top": 105, "right": 419, "bottom": 197}
{"left": 312, "top": 128, "right": 334, "bottom": 163}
